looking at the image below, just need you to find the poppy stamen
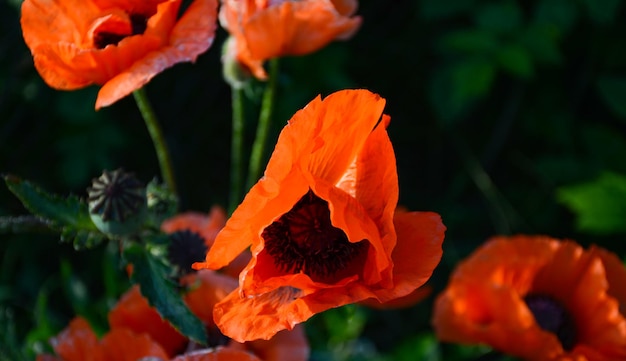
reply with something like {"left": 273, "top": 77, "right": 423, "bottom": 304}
{"left": 262, "top": 190, "right": 365, "bottom": 279}
{"left": 93, "top": 13, "right": 149, "bottom": 49}
{"left": 524, "top": 294, "right": 577, "bottom": 350}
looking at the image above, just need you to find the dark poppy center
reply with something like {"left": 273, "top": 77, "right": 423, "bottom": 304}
{"left": 93, "top": 14, "right": 148, "bottom": 49}
{"left": 167, "top": 230, "right": 208, "bottom": 274}
{"left": 262, "top": 190, "right": 365, "bottom": 279}
{"left": 524, "top": 294, "right": 577, "bottom": 350}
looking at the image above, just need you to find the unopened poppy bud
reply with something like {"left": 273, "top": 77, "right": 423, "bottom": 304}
{"left": 87, "top": 169, "right": 147, "bottom": 236}
{"left": 222, "top": 36, "right": 251, "bottom": 89}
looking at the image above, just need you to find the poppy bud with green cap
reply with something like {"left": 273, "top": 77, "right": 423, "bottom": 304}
{"left": 87, "top": 169, "right": 147, "bottom": 236}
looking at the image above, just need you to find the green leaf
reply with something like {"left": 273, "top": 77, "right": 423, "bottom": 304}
{"left": 496, "top": 44, "right": 534, "bottom": 78}
{"left": 596, "top": 76, "right": 626, "bottom": 120}
{"left": 440, "top": 29, "right": 499, "bottom": 54}
{"left": 474, "top": 1, "right": 523, "bottom": 34}
{"left": 0, "top": 216, "right": 53, "bottom": 234}
{"left": 124, "top": 243, "right": 207, "bottom": 344}
{"left": 3, "top": 175, "right": 104, "bottom": 249}
{"left": 392, "top": 333, "right": 441, "bottom": 361}
{"left": 533, "top": 0, "right": 579, "bottom": 34}
{"left": 322, "top": 304, "right": 367, "bottom": 345}
{"left": 581, "top": 0, "right": 622, "bottom": 24}
{"left": 451, "top": 58, "right": 496, "bottom": 104}
{"left": 557, "top": 172, "right": 626, "bottom": 234}
{"left": 429, "top": 59, "right": 496, "bottom": 125}
{"left": 521, "top": 25, "right": 562, "bottom": 65}
{"left": 3, "top": 175, "right": 95, "bottom": 231}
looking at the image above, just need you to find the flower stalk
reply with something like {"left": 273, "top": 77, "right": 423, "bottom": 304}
{"left": 246, "top": 58, "right": 279, "bottom": 191}
{"left": 229, "top": 87, "right": 245, "bottom": 215}
{"left": 133, "top": 88, "right": 178, "bottom": 201}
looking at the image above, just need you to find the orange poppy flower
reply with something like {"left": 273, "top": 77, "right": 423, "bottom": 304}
{"left": 21, "top": 0, "right": 218, "bottom": 109}
{"left": 220, "top": 0, "right": 362, "bottom": 79}
{"left": 433, "top": 235, "right": 626, "bottom": 361}
{"left": 108, "top": 285, "right": 188, "bottom": 357}
{"left": 182, "top": 270, "right": 310, "bottom": 361}
{"left": 36, "top": 317, "right": 168, "bottom": 361}
{"left": 162, "top": 206, "right": 251, "bottom": 278}
{"left": 193, "top": 89, "right": 446, "bottom": 341}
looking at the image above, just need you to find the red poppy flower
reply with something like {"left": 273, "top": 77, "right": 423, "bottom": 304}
{"left": 193, "top": 89, "right": 446, "bottom": 341}
{"left": 108, "top": 285, "right": 188, "bottom": 357}
{"left": 220, "top": 0, "right": 361, "bottom": 79}
{"left": 182, "top": 270, "right": 310, "bottom": 361}
{"left": 21, "top": 0, "right": 218, "bottom": 109}
{"left": 36, "top": 317, "right": 168, "bottom": 361}
{"left": 433, "top": 235, "right": 626, "bottom": 361}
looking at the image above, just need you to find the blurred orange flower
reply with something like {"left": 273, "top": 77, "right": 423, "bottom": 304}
{"left": 194, "top": 89, "right": 446, "bottom": 341}
{"left": 433, "top": 235, "right": 626, "bottom": 361}
{"left": 162, "top": 206, "right": 251, "bottom": 278}
{"left": 108, "top": 285, "right": 188, "bottom": 357}
{"left": 36, "top": 317, "right": 168, "bottom": 361}
{"left": 21, "top": 0, "right": 218, "bottom": 109}
{"left": 220, "top": 0, "right": 362, "bottom": 79}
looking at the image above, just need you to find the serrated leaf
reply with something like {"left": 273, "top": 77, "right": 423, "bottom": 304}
{"left": 60, "top": 228, "right": 105, "bottom": 250}
{"left": 557, "top": 172, "right": 626, "bottom": 234}
{"left": 596, "top": 76, "right": 626, "bottom": 120}
{"left": 3, "top": 175, "right": 95, "bottom": 230}
{"left": 124, "top": 243, "right": 207, "bottom": 344}
{"left": 0, "top": 216, "right": 53, "bottom": 234}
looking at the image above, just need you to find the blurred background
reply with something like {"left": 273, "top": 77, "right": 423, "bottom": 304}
{"left": 1, "top": 0, "right": 626, "bottom": 360}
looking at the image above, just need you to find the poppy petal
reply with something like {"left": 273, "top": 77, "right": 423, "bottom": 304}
{"left": 243, "top": 1, "right": 361, "bottom": 59}
{"left": 108, "top": 285, "right": 187, "bottom": 356}
{"left": 29, "top": 43, "right": 93, "bottom": 89}
{"left": 100, "top": 328, "right": 169, "bottom": 361}
{"left": 21, "top": 0, "right": 100, "bottom": 48}
{"left": 182, "top": 270, "right": 239, "bottom": 326}
{"left": 95, "top": 0, "right": 218, "bottom": 108}
{"left": 371, "top": 211, "right": 444, "bottom": 303}
{"left": 51, "top": 317, "right": 104, "bottom": 361}
{"left": 242, "top": 325, "right": 309, "bottom": 361}
{"left": 330, "top": 0, "right": 358, "bottom": 16}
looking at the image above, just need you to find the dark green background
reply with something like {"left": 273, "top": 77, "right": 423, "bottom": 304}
{"left": 2, "top": 0, "right": 626, "bottom": 360}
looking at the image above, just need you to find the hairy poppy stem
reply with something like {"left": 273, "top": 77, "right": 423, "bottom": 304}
{"left": 132, "top": 88, "right": 178, "bottom": 202}
{"left": 246, "top": 58, "right": 280, "bottom": 191}
{"left": 229, "top": 87, "right": 245, "bottom": 215}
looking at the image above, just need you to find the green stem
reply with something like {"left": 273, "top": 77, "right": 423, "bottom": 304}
{"left": 132, "top": 88, "right": 178, "bottom": 200}
{"left": 246, "top": 58, "right": 280, "bottom": 191}
{"left": 229, "top": 87, "right": 245, "bottom": 215}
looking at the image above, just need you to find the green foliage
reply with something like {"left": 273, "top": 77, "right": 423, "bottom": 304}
{"left": 596, "top": 76, "right": 626, "bottom": 120}
{"left": 124, "top": 242, "right": 207, "bottom": 345}
{"left": 557, "top": 172, "right": 626, "bottom": 234}
{"left": 581, "top": 0, "right": 623, "bottom": 24}
{"left": 3, "top": 175, "right": 104, "bottom": 250}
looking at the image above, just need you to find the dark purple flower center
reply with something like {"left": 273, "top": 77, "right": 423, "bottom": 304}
{"left": 262, "top": 190, "right": 365, "bottom": 279}
{"left": 93, "top": 14, "right": 148, "bottom": 49}
{"left": 168, "top": 230, "right": 207, "bottom": 274}
{"left": 524, "top": 294, "right": 577, "bottom": 350}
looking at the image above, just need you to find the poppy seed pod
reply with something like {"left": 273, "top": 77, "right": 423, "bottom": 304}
{"left": 87, "top": 169, "right": 147, "bottom": 236}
